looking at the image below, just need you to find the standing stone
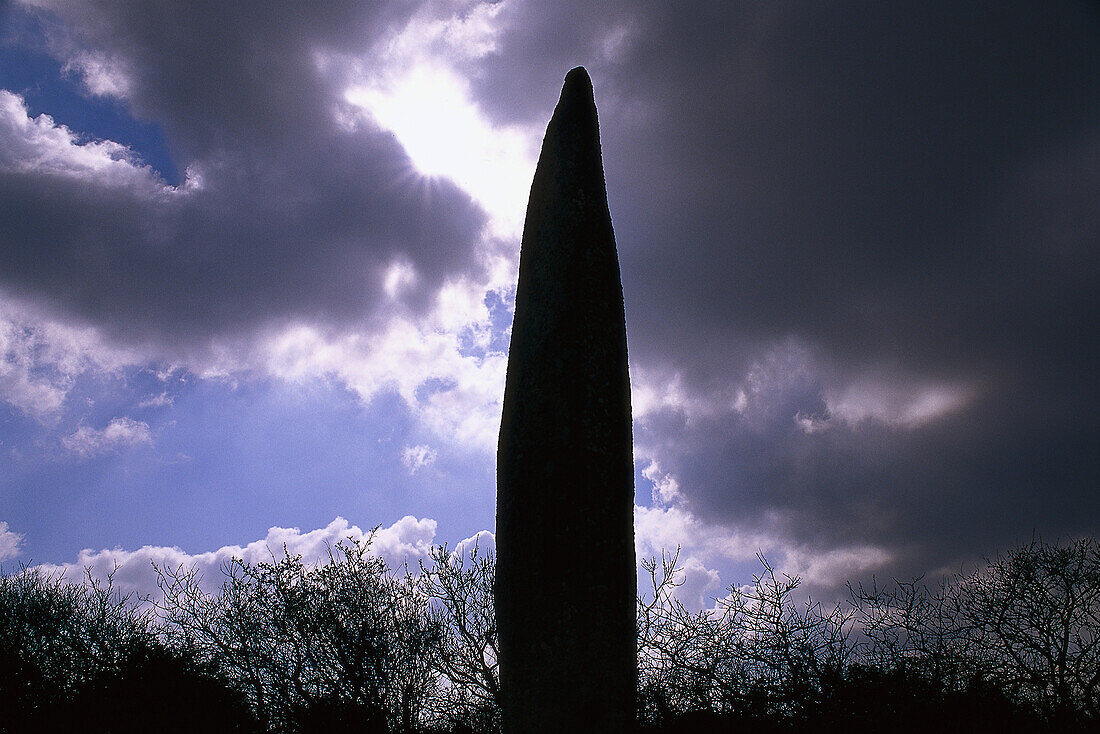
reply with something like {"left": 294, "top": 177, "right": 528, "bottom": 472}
{"left": 496, "top": 67, "right": 636, "bottom": 733}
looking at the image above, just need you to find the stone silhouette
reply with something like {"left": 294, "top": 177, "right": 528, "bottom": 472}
{"left": 496, "top": 67, "right": 636, "bottom": 733}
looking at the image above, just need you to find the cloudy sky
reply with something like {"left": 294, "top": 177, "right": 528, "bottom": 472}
{"left": 0, "top": 0, "right": 1096, "bottom": 606}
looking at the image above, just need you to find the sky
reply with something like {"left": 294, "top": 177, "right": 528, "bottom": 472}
{"left": 0, "top": 0, "right": 1097, "bottom": 608}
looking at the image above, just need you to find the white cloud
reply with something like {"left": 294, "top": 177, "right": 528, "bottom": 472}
{"left": 824, "top": 379, "right": 974, "bottom": 429}
{"left": 372, "top": 515, "right": 439, "bottom": 565}
{"left": 635, "top": 340, "right": 974, "bottom": 434}
{"left": 783, "top": 544, "right": 893, "bottom": 589}
{"left": 263, "top": 301, "right": 509, "bottom": 452}
{"left": 0, "top": 294, "right": 142, "bottom": 418}
{"left": 62, "top": 417, "right": 153, "bottom": 458}
{"left": 339, "top": 2, "right": 537, "bottom": 239}
{"left": 634, "top": 503, "right": 773, "bottom": 564}
{"left": 631, "top": 365, "right": 727, "bottom": 423}
{"left": 794, "top": 411, "right": 830, "bottom": 434}
{"left": 346, "top": 64, "right": 536, "bottom": 239}
{"left": 452, "top": 529, "right": 495, "bottom": 560}
{"left": 0, "top": 324, "right": 67, "bottom": 416}
{"left": 383, "top": 259, "right": 420, "bottom": 299}
{"left": 641, "top": 459, "right": 682, "bottom": 505}
{"left": 138, "top": 391, "right": 174, "bottom": 409}
{"left": 61, "top": 51, "right": 135, "bottom": 99}
{"left": 672, "top": 555, "right": 723, "bottom": 609}
{"left": 635, "top": 455, "right": 768, "bottom": 567}
{"left": 0, "top": 245, "right": 511, "bottom": 459}
{"left": 0, "top": 43, "right": 521, "bottom": 458}
{"left": 34, "top": 515, "right": 439, "bottom": 600}
{"left": 0, "top": 522, "right": 24, "bottom": 562}
{"left": 0, "top": 242, "right": 507, "bottom": 454}
{"left": 633, "top": 499, "right": 894, "bottom": 604}
{"left": 0, "top": 90, "right": 173, "bottom": 189}
{"left": 402, "top": 444, "right": 438, "bottom": 473}
{"left": 633, "top": 458, "right": 893, "bottom": 601}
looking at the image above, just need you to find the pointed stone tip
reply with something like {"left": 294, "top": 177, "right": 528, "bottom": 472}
{"left": 549, "top": 66, "right": 598, "bottom": 140}
{"left": 564, "top": 65, "right": 592, "bottom": 87}
{"left": 560, "top": 66, "right": 594, "bottom": 104}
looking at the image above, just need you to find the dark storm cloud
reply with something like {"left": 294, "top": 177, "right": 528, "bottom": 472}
{"left": 470, "top": 1, "right": 1100, "bottom": 574}
{"left": 0, "top": 0, "right": 487, "bottom": 351}
{"left": 3, "top": 0, "right": 1097, "bottom": 583}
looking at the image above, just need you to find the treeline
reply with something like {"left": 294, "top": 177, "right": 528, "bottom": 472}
{"left": 2, "top": 537, "right": 1098, "bottom": 733}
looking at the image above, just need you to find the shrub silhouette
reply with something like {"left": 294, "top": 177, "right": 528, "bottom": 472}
{"left": 851, "top": 537, "right": 1100, "bottom": 730}
{"left": 636, "top": 540, "right": 1100, "bottom": 733}
{"left": 3, "top": 536, "right": 1098, "bottom": 733}
{"left": 417, "top": 542, "right": 501, "bottom": 732}
{"left": 155, "top": 536, "right": 438, "bottom": 734}
{"left": 0, "top": 567, "right": 254, "bottom": 734}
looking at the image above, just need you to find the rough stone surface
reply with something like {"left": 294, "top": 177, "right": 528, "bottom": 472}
{"left": 496, "top": 66, "right": 636, "bottom": 734}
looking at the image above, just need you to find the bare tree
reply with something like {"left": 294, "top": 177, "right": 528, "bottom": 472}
{"left": 636, "top": 548, "right": 736, "bottom": 722}
{"left": 636, "top": 550, "right": 857, "bottom": 726}
{"left": 155, "top": 535, "right": 441, "bottom": 733}
{"left": 850, "top": 574, "right": 977, "bottom": 692}
{"left": 719, "top": 555, "right": 856, "bottom": 721}
{"left": 957, "top": 537, "right": 1100, "bottom": 722}
{"left": 0, "top": 566, "right": 152, "bottom": 702}
{"left": 418, "top": 542, "right": 501, "bottom": 732}
{"left": 10, "top": 527, "right": 1095, "bottom": 732}
{"left": 0, "top": 565, "right": 253, "bottom": 734}
{"left": 851, "top": 537, "right": 1100, "bottom": 727}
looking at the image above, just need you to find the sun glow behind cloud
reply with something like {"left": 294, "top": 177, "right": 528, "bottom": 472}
{"left": 346, "top": 65, "right": 536, "bottom": 238}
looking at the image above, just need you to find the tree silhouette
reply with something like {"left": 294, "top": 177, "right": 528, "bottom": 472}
{"left": 0, "top": 566, "right": 254, "bottom": 734}
{"left": 418, "top": 542, "right": 501, "bottom": 732}
{"left": 4, "top": 535, "right": 1098, "bottom": 732}
{"left": 155, "top": 536, "right": 438, "bottom": 733}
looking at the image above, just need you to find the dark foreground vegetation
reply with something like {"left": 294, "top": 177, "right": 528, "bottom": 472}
{"left": 2, "top": 537, "right": 1098, "bottom": 733}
